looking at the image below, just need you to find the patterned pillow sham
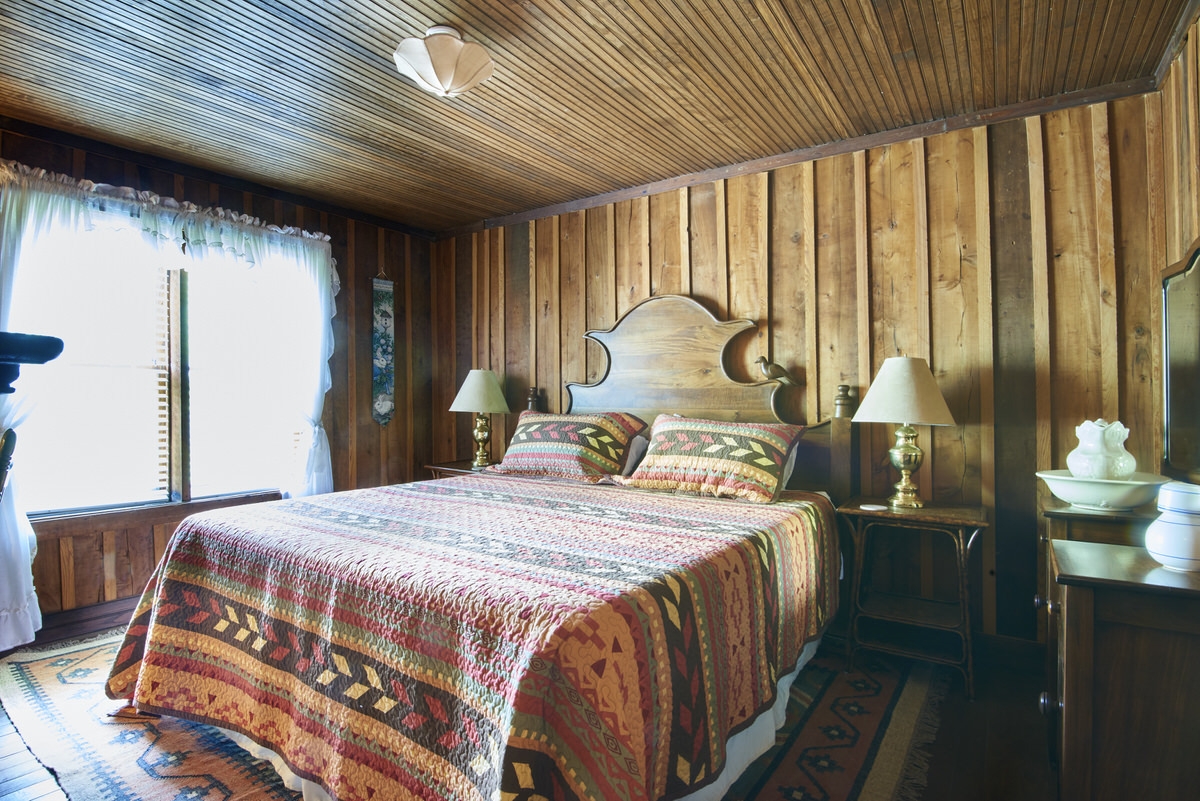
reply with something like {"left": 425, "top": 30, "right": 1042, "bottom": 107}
{"left": 614, "top": 415, "right": 806, "bottom": 503}
{"left": 488, "top": 411, "right": 647, "bottom": 482}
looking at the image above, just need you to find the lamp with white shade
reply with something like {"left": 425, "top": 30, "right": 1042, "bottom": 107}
{"left": 852, "top": 356, "right": 955, "bottom": 509}
{"left": 450, "top": 369, "right": 510, "bottom": 468}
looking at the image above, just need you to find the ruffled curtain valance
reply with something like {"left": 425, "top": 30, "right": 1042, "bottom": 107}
{"left": 0, "top": 159, "right": 340, "bottom": 294}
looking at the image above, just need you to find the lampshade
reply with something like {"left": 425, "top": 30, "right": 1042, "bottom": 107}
{"left": 393, "top": 25, "right": 494, "bottom": 98}
{"left": 450, "top": 369, "right": 510, "bottom": 414}
{"left": 853, "top": 357, "right": 954, "bottom": 426}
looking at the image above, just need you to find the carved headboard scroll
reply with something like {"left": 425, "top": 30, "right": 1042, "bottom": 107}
{"left": 565, "top": 295, "right": 798, "bottom": 424}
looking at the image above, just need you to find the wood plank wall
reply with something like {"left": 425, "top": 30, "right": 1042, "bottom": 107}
{"left": 0, "top": 121, "right": 435, "bottom": 617}
{"left": 432, "top": 22, "right": 1200, "bottom": 642}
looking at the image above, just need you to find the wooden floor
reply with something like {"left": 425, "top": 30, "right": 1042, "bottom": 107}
{"left": 924, "top": 644, "right": 1057, "bottom": 801}
{"left": 0, "top": 642, "right": 1056, "bottom": 801}
{"left": 0, "top": 710, "right": 64, "bottom": 801}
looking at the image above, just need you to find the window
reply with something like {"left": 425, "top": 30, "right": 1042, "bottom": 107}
{"left": 186, "top": 248, "right": 323, "bottom": 498}
{"left": 4, "top": 190, "right": 335, "bottom": 514}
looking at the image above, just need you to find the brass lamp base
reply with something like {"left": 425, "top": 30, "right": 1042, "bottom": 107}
{"left": 470, "top": 411, "right": 493, "bottom": 469}
{"left": 887, "top": 424, "right": 925, "bottom": 509}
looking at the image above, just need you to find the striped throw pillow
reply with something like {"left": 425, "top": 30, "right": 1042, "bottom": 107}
{"left": 614, "top": 415, "right": 806, "bottom": 503}
{"left": 489, "top": 411, "right": 647, "bottom": 482}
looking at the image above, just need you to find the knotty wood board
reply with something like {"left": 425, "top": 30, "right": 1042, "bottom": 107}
{"left": 584, "top": 206, "right": 616, "bottom": 386}
{"left": 688, "top": 181, "right": 728, "bottom": 317}
{"left": 726, "top": 172, "right": 769, "bottom": 383}
{"left": 559, "top": 211, "right": 587, "bottom": 416}
{"left": 534, "top": 216, "right": 561, "bottom": 412}
{"left": 649, "top": 188, "right": 688, "bottom": 297}
{"left": 990, "top": 118, "right": 1039, "bottom": 639}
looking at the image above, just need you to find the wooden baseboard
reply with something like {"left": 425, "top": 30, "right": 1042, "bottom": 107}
{"left": 34, "top": 596, "right": 137, "bottom": 645}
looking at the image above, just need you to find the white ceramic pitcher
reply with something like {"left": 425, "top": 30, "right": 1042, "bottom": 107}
{"left": 1065, "top": 419, "right": 1136, "bottom": 480}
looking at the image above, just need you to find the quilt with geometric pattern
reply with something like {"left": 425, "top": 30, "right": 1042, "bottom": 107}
{"left": 105, "top": 475, "right": 838, "bottom": 801}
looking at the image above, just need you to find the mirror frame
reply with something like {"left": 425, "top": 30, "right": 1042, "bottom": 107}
{"left": 1163, "top": 234, "right": 1200, "bottom": 482}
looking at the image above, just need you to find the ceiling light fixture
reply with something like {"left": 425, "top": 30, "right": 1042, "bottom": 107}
{"left": 393, "top": 25, "right": 494, "bottom": 98}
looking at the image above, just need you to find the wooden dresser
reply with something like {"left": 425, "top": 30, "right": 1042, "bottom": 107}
{"left": 1038, "top": 500, "right": 1158, "bottom": 661}
{"left": 1046, "top": 539, "right": 1200, "bottom": 801}
{"left": 1042, "top": 500, "right": 1158, "bottom": 547}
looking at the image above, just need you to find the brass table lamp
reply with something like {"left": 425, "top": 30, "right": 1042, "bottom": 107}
{"left": 449, "top": 369, "right": 510, "bottom": 468}
{"left": 852, "top": 356, "right": 955, "bottom": 508}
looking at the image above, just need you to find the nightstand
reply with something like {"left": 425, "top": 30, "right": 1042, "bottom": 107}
{"left": 838, "top": 497, "right": 988, "bottom": 698}
{"left": 425, "top": 459, "right": 484, "bottom": 479}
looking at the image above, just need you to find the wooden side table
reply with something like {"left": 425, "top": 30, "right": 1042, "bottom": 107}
{"left": 838, "top": 497, "right": 988, "bottom": 698}
{"left": 425, "top": 460, "right": 482, "bottom": 479}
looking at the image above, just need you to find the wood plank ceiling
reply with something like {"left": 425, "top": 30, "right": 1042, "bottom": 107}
{"left": 0, "top": 0, "right": 1194, "bottom": 235}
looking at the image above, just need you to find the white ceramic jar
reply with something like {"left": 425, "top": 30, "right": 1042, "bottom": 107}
{"left": 1145, "top": 481, "right": 1200, "bottom": 571}
{"left": 1065, "top": 419, "right": 1136, "bottom": 480}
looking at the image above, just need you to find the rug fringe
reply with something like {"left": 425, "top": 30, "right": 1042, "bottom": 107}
{"left": 0, "top": 626, "right": 126, "bottom": 662}
{"left": 891, "top": 666, "right": 953, "bottom": 801}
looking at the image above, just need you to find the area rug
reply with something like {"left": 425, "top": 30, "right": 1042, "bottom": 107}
{"left": 0, "top": 631, "right": 946, "bottom": 801}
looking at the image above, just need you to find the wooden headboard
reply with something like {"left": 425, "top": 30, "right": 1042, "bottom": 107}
{"left": 565, "top": 294, "right": 858, "bottom": 501}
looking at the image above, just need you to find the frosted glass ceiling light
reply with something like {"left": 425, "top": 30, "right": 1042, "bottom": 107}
{"left": 393, "top": 25, "right": 494, "bottom": 98}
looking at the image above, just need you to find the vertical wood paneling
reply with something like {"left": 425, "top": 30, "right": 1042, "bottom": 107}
{"left": 1027, "top": 113, "right": 1053, "bottom": 641}
{"left": 101, "top": 531, "right": 116, "bottom": 602}
{"left": 329, "top": 214, "right": 356, "bottom": 488}
{"left": 1110, "top": 92, "right": 1165, "bottom": 472}
{"left": 865, "top": 142, "right": 921, "bottom": 498}
{"left": 454, "top": 234, "right": 475, "bottom": 453}
{"left": 972, "top": 126, "right": 997, "bottom": 633}
{"left": 649, "top": 188, "right": 689, "bottom": 297}
{"left": 1163, "top": 60, "right": 1184, "bottom": 263}
{"left": 927, "top": 129, "right": 981, "bottom": 505}
{"left": 1026, "top": 117, "right": 1053, "bottom": 476}
{"left": 815, "top": 154, "right": 860, "bottom": 415}
{"left": 560, "top": 211, "right": 587, "bottom": 411}
{"left": 800, "top": 163, "right": 818, "bottom": 418}
{"left": 153, "top": 523, "right": 171, "bottom": 562}
{"left": 392, "top": 231, "right": 414, "bottom": 481}
{"left": 614, "top": 197, "right": 650, "bottom": 316}
{"left": 689, "top": 181, "right": 728, "bottom": 316}
{"left": 993, "top": 118, "right": 1038, "bottom": 639}
{"left": 324, "top": 211, "right": 350, "bottom": 490}
{"left": 1090, "top": 104, "right": 1120, "bottom": 419}
{"left": 408, "top": 239, "right": 434, "bottom": 479}
{"left": 1044, "top": 107, "right": 1104, "bottom": 464}
{"left": 584, "top": 206, "right": 615, "bottom": 385}
{"left": 726, "top": 173, "right": 770, "bottom": 381}
{"left": 58, "top": 538, "right": 75, "bottom": 611}
{"left": 503, "top": 223, "right": 531, "bottom": 448}
{"left": 854, "top": 149, "right": 872, "bottom": 492}
{"left": 430, "top": 235, "right": 455, "bottom": 464}
{"left": 488, "top": 228, "right": 507, "bottom": 454}
{"left": 535, "top": 217, "right": 562, "bottom": 412}
{"left": 769, "top": 163, "right": 810, "bottom": 424}
{"left": 351, "top": 221, "right": 379, "bottom": 488}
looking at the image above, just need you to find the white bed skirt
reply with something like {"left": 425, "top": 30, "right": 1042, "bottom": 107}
{"left": 221, "top": 636, "right": 823, "bottom": 801}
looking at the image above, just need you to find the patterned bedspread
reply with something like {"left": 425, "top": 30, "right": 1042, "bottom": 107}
{"left": 106, "top": 475, "right": 838, "bottom": 801}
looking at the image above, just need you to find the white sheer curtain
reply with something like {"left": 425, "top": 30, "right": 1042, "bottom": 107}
{"left": 0, "top": 179, "right": 84, "bottom": 651}
{"left": 182, "top": 223, "right": 337, "bottom": 497}
{"left": 0, "top": 165, "right": 338, "bottom": 651}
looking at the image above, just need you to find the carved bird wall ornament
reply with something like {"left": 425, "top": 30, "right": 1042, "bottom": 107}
{"left": 755, "top": 356, "right": 799, "bottom": 386}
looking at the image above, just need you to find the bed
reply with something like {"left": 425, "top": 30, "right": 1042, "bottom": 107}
{"left": 105, "top": 294, "right": 856, "bottom": 801}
